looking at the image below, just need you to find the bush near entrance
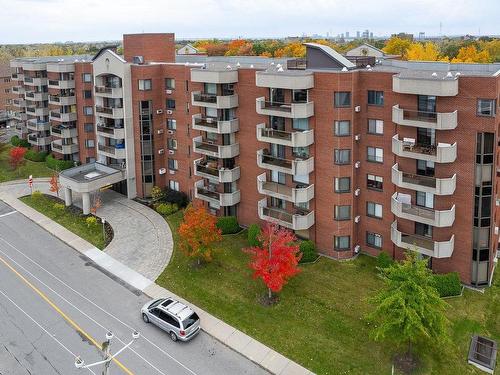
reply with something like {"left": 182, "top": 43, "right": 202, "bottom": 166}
{"left": 216, "top": 216, "right": 240, "bottom": 234}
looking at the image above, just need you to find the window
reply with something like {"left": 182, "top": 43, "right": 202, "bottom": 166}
{"left": 334, "top": 236, "right": 350, "bottom": 251}
{"left": 368, "top": 119, "right": 383, "bottom": 135}
{"left": 159, "top": 312, "right": 180, "bottom": 328}
{"left": 334, "top": 205, "right": 351, "bottom": 221}
{"left": 477, "top": 99, "right": 496, "bottom": 117}
{"left": 334, "top": 149, "right": 351, "bottom": 165}
{"left": 166, "top": 99, "right": 175, "bottom": 109}
{"left": 367, "top": 174, "right": 383, "bottom": 191}
{"left": 84, "top": 106, "right": 93, "bottom": 116}
{"left": 167, "top": 138, "right": 177, "bottom": 150}
{"left": 84, "top": 123, "right": 93, "bottom": 132}
{"left": 415, "top": 222, "right": 432, "bottom": 237}
{"left": 292, "top": 146, "right": 309, "bottom": 159}
{"left": 4, "top": 88, "right": 10, "bottom": 94}
{"left": 292, "top": 118, "right": 309, "bottom": 130}
{"left": 85, "top": 139, "right": 95, "bottom": 148}
{"left": 367, "top": 202, "right": 383, "bottom": 218}
{"left": 165, "top": 78, "right": 175, "bottom": 89}
{"left": 334, "top": 92, "right": 351, "bottom": 107}
{"left": 167, "top": 119, "right": 176, "bottom": 130}
{"left": 367, "top": 90, "right": 384, "bottom": 106}
{"left": 366, "top": 232, "right": 382, "bottom": 249}
{"left": 82, "top": 73, "right": 92, "bottom": 83}
{"left": 169, "top": 180, "right": 180, "bottom": 191}
{"left": 138, "top": 79, "right": 152, "bottom": 91}
{"left": 367, "top": 147, "right": 383, "bottom": 163}
{"left": 168, "top": 158, "right": 178, "bottom": 170}
{"left": 334, "top": 120, "right": 350, "bottom": 136}
{"left": 334, "top": 177, "right": 350, "bottom": 193}
{"left": 83, "top": 90, "right": 92, "bottom": 99}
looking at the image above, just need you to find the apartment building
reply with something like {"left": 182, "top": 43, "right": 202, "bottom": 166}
{"left": 0, "top": 64, "right": 14, "bottom": 116}
{"left": 10, "top": 33, "right": 500, "bottom": 287}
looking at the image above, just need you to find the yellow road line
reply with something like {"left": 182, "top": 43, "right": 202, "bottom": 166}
{"left": 0, "top": 254, "right": 134, "bottom": 375}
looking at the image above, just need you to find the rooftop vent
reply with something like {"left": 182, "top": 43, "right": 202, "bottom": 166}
{"left": 250, "top": 64, "right": 254, "bottom": 68}
{"left": 236, "top": 62, "right": 241, "bottom": 67}
{"left": 446, "top": 71, "right": 453, "bottom": 78}
{"left": 133, "top": 56, "right": 144, "bottom": 64}
{"left": 341, "top": 67, "right": 348, "bottom": 72}
{"left": 431, "top": 72, "right": 438, "bottom": 77}
{"left": 277, "top": 66, "right": 284, "bottom": 72}
{"left": 226, "top": 65, "right": 231, "bottom": 69}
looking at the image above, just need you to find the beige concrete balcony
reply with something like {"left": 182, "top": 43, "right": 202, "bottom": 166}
{"left": 192, "top": 136, "right": 239, "bottom": 158}
{"left": 97, "top": 143, "right": 126, "bottom": 159}
{"left": 256, "top": 97, "right": 314, "bottom": 118}
{"left": 94, "top": 86, "right": 123, "bottom": 98}
{"left": 27, "top": 119, "right": 50, "bottom": 132}
{"left": 392, "top": 75, "right": 458, "bottom": 96}
{"left": 257, "top": 149, "right": 314, "bottom": 175}
{"left": 194, "top": 180, "right": 241, "bottom": 208}
{"left": 392, "top": 135, "right": 457, "bottom": 163}
{"left": 11, "top": 73, "right": 24, "bottom": 82}
{"left": 193, "top": 158, "right": 240, "bottom": 183}
{"left": 12, "top": 85, "right": 25, "bottom": 94}
{"left": 392, "top": 105, "right": 458, "bottom": 130}
{"left": 13, "top": 122, "right": 28, "bottom": 137}
{"left": 12, "top": 111, "right": 27, "bottom": 121}
{"left": 23, "top": 77, "right": 48, "bottom": 86}
{"left": 255, "top": 71, "right": 314, "bottom": 90}
{"left": 49, "top": 110, "right": 77, "bottom": 122}
{"left": 95, "top": 106, "right": 124, "bottom": 119}
{"left": 28, "top": 133, "right": 51, "bottom": 146}
{"left": 191, "top": 91, "right": 238, "bottom": 109}
{"left": 258, "top": 198, "right": 315, "bottom": 230}
{"left": 391, "top": 164, "right": 456, "bottom": 195}
{"left": 391, "top": 193, "right": 455, "bottom": 227}
{"left": 190, "top": 69, "right": 238, "bottom": 84}
{"left": 257, "top": 173, "right": 314, "bottom": 204}
{"left": 51, "top": 125, "right": 78, "bottom": 138}
{"left": 51, "top": 139, "right": 78, "bottom": 155}
{"left": 46, "top": 63, "right": 75, "bottom": 73}
{"left": 48, "top": 79, "right": 75, "bottom": 89}
{"left": 256, "top": 123, "right": 314, "bottom": 147}
{"left": 48, "top": 94, "right": 76, "bottom": 106}
{"left": 25, "top": 91, "right": 49, "bottom": 102}
{"left": 12, "top": 98, "right": 26, "bottom": 107}
{"left": 96, "top": 125, "right": 126, "bottom": 139}
{"left": 192, "top": 114, "right": 239, "bottom": 134}
{"left": 391, "top": 221, "right": 454, "bottom": 258}
{"left": 26, "top": 106, "right": 49, "bottom": 117}
{"left": 22, "top": 62, "right": 46, "bottom": 71}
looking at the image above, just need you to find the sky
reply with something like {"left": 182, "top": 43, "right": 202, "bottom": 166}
{"left": 0, "top": 0, "right": 498, "bottom": 44}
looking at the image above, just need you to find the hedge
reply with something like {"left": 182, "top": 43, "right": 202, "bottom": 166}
{"left": 162, "top": 188, "right": 189, "bottom": 208}
{"left": 247, "top": 224, "right": 261, "bottom": 247}
{"left": 46, "top": 154, "right": 75, "bottom": 171}
{"left": 155, "top": 203, "right": 178, "bottom": 216}
{"left": 216, "top": 216, "right": 240, "bottom": 235}
{"left": 376, "top": 252, "right": 394, "bottom": 269}
{"left": 24, "top": 149, "right": 48, "bottom": 162}
{"left": 299, "top": 240, "right": 318, "bottom": 263}
{"left": 432, "top": 272, "right": 462, "bottom": 297}
{"left": 10, "top": 135, "right": 30, "bottom": 148}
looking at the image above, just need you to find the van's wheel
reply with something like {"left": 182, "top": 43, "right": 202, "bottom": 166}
{"left": 169, "top": 331, "right": 178, "bottom": 342}
{"left": 142, "top": 313, "right": 149, "bottom": 323}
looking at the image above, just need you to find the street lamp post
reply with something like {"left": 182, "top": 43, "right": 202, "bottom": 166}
{"left": 101, "top": 217, "right": 106, "bottom": 244}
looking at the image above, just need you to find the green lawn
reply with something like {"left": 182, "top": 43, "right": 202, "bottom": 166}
{"left": 157, "top": 211, "right": 499, "bottom": 375}
{"left": 19, "top": 194, "right": 106, "bottom": 249}
{"left": 0, "top": 144, "right": 53, "bottom": 182}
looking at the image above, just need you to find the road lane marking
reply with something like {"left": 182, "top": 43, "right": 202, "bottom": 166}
{"left": 0, "top": 253, "right": 135, "bottom": 375}
{"left": 0, "top": 210, "right": 17, "bottom": 218}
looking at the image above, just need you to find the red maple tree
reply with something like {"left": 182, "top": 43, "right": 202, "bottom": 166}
{"left": 49, "top": 173, "right": 61, "bottom": 197}
{"left": 178, "top": 205, "right": 222, "bottom": 264}
{"left": 245, "top": 223, "right": 302, "bottom": 301}
{"left": 9, "top": 147, "right": 27, "bottom": 174}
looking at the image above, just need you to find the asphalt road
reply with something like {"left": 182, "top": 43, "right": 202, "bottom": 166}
{"left": 0, "top": 200, "right": 268, "bottom": 375}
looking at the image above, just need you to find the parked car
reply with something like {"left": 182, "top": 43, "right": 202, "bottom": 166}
{"left": 141, "top": 298, "right": 200, "bottom": 342}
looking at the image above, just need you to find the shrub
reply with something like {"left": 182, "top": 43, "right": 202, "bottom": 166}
{"left": 162, "top": 188, "right": 189, "bottom": 208}
{"left": 151, "top": 186, "right": 164, "bottom": 201}
{"left": 53, "top": 203, "right": 65, "bottom": 211}
{"left": 216, "top": 216, "right": 240, "bottom": 234}
{"left": 24, "top": 149, "right": 48, "bottom": 162}
{"left": 377, "top": 252, "right": 393, "bottom": 269}
{"left": 31, "top": 190, "right": 43, "bottom": 200}
{"left": 46, "top": 154, "right": 75, "bottom": 171}
{"left": 299, "top": 240, "right": 318, "bottom": 263}
{"left": 10, "top": 135, "right": 29, "bottom": 148}
{"left": 155, "top": 203, "right": 178, "bottom": 216}
{"left": 247, "top": 224, "right": 261, "bottom": 247}
{"left": 86, "top": 216, "right": 97, "bottom": 227}
{"left": 432, "top": 272, "right": 462, "bottom": 297}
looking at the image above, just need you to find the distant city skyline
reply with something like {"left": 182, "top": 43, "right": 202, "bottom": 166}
{"left": 0, "top": 0, "right": 498, "bottom": 44}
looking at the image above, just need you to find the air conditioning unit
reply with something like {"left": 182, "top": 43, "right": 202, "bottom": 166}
{"left": 157, "top": 129, "right": 164, "bottom": 134}
{"left": 159, "top": 168, "right": 166, "bottom": 175}
{"left": 168, "top": 150, "right": 175, "bottom": 155}
{"left": 354, "top": 215, "right": 361, "bottom": 223}
{"left": 354, "top": 106, "right": 361, "bottom": 112}
{"left": 165, "top": 89, "right": 173, "bottom": 94}
{"left": 158, "top": 149, "right": 165, "bottom": 154}
{"left": 354, "top": 134, "right": 361, "bottom": 141}
{"left": 166, "top": 110, "right": 173, "bottom": 115}
{"left": 354, "top": 188, "right": 361, "bottom": 196}
{"left": 156, "top": 109, "right": 163, "bottom": 114}
{"left": 169, "top": 170, "right": 175, "bottom": 175}
{"left": 167, "top": 130, "right": 174, "bottom": 135}
{"left": 354, "top": 161, "right": 361, "bottom": 168}
{"left": 495, "top": 226, "right": 499, "bottom": 235}
{"left": 354, "top": 245, "right": 361, "bottom": 253}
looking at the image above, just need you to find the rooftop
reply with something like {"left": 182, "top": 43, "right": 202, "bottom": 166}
{"left": 11, "top": 54, "right": 94, "bottom": 65}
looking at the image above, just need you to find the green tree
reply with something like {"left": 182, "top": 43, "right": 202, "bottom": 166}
{"left": 367, "top": 251, "right": 448, "bottom": 362}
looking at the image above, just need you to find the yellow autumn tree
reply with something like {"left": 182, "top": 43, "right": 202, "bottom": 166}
{"left": 406, "top": 42, "right": 448, "bottom": 62}
{"left": 383, "top": 37, "right": 411, "bottom": 57}
{"left": 479, "top": 40, "right": 500, "bottom": 62}
{"left": 274, "top": 42, "right": 306, "bottom": 58}
{"left": 451, "top": 45, "right": 491, "bottom": 63}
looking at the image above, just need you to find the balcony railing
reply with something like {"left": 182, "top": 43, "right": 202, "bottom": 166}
{"left": 191, "top": 91, "right": 239, "bottom": 109}
{"left": 94, "top": 86, "right": 122, "bottom": 97}
{"left": 256, "top": 123, "right": 314, "bottom": 147}
{"left": 392, "top": 135, "right": 457, "bottom": 163}
{"left": 257, "top": 173, "right": 314, "bottom": 203}
{"left": 392, "top": 105, "right": 458, "bottom": 130}
{"left": 194, "top": 180, "right": 241, "bottom": 207}
{"left": 257, "top": 149, "right": 314, "bottom": 175}
{"left": 192, "top": 114, "right": 239, "bottom": 134}
{"left": 258, "top": 198, "right": 315, "bottom": 230}
{"left": 391, "top": 193, "right": 455, "bottom": 227}
{"left": 192, "top": 136, "right": 239, "bottom": 158}
{"left": 256, "top": 97, "right": 314, "bottom": 118}
{"left": 193, "top": 158, "right": 240, "bottom": 183}
{"left": 391, "top": 164, "right": 456, "bottom": 195}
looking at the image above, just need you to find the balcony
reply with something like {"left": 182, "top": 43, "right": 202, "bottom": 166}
{"left": 256, "top": 123, "right": 314, "bottom": 147}
{"left": 95, "top": 105, "right": 124, "bottom": 119}
{"left": 393, "top": 74, "right": 458, "bottom": 96}
{"left": 194, "top": 180, "right": 241, "bottom": 208}
{"left": 94, "top": 86, "right": 122, "bottom": 98}
{"left": 28, "top": 134, "right": 51, "bottom": 146}
{"left": 49, "top": 110, "right": 77, "bottom": 122}
{"left": 51, "top": 125, "right": 78, "bottom": 138}
{"left": 26, "top": 106, "right": 49, "bottom": 117}
{"left": 192, "top": 136, "right": 239, "bottom": 158}
{"left": 97, "top": 143, "right": 126, "bottom": 159}
{"left": 392, "top": 135, "right": 457, "bottom": 163}
{"left": 256, "top": 97, "right": 314, "bottom": 118}
{"left": 392, "top": 105, "right": 458, "bottom": 130}
{"left": 11, "top": 73, "right": 24, "bottom": 81}
{"left": 27, "top": 119, "right": 50, "bottom": 132}
{"left": 190, "top": 69, "right": 238, "bottom": 84}
{"left": 191, "top": 114, "right": 239, "bottom": 134}
{"left": 23, "top": 77, "right": 48, "bottom": 86}
{"left": 48, "top": 94, "right": 76, "bottom": 106}
{"left": 48, "top": 79, "right": 75, "bottom": 89}
{"left": 255, "top": 71, "right": 314, "bottom": 90}
{"left": 25, "top": 91, "right": 49, "bottom": 102}
{"left": 258, "top": 199, "right": 315, "bottom": 230}
{"left": 46, "top": 63, "right": 75, "bottom": 73}
{"left": 391, "top": 193, "right": 455, "bottom": 227}
{"left": 391, "top": 164, "right": 456, "bottom": 195}
{"left": 193, "top": 158, "right": 240, "bottom": 183}
{"left": 13, "top": 122, "right": 28, "bottom": 137}
{"left": 96, "top": 125, "right": 125, "bottom": 139}
{"left": 12, "top": 98, "right": 26, "bottom": 107}
{"left": 12, "top": 86, "right": 25, "bottom": 94}
{"left": 12, "top": 112, "right": 27, "bottom": 121}
{"left": 51, "top": 140, "right": 79, "bottom": 155}
{"left": 257, "top": 173, "right": 314, "bottom": 203}
{"left": 391, "top": 221, "right": 454, "bottom": 258}
{"left": 257, "top": 149, "right": 314, "bottom": 175}
{"left": 191, "top": 91, "right": 239, "bottom": 109}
